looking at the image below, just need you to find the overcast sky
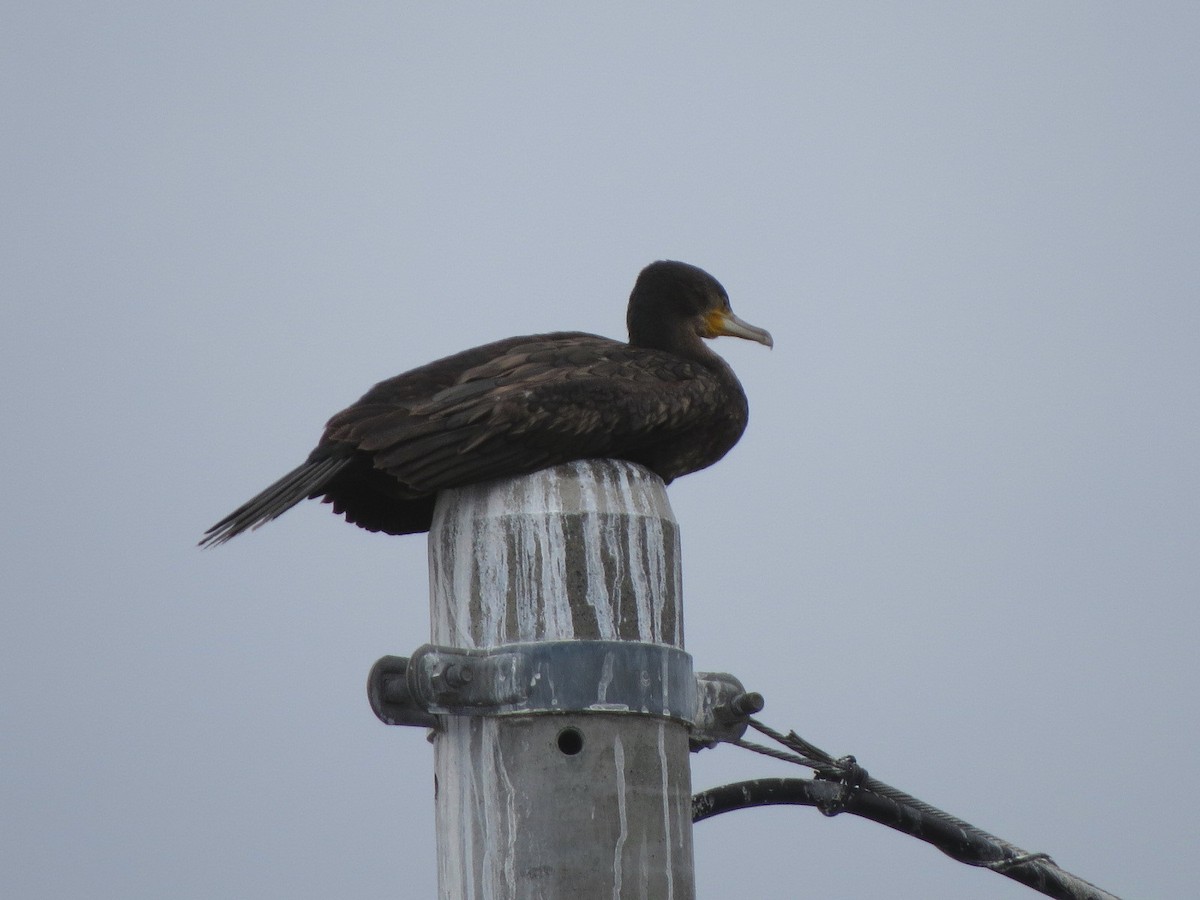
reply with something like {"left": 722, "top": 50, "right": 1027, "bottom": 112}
{"left": 4, "top": 4, "right": 1197, "bottom": 898}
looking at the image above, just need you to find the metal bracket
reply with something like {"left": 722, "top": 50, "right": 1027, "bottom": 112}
{"left": 689, "top": 672, "right": 763, "bottom": 751}
{"left": 367, "top": 643, "right": 761, "bottom": 747}
{"left": 366, "top": 654, "right": 439, "bottom": 728}
{"left": 369, "top": 640, "right": 696, "bottom": 726}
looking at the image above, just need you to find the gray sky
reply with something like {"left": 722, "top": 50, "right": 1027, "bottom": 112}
{"left": 4, "top": 3, "right": 1197, "bottom": 897}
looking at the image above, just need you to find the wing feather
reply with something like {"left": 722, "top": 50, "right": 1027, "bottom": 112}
{"left": 199, "top": 455, "right": 350, "bottom": 546}
{"left": 342, "top": 339, "right": 728, "bottom": 493}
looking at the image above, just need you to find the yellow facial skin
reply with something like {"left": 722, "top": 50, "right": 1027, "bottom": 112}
{"left": 701, "top": 308, "right": 774, "bottom": 348}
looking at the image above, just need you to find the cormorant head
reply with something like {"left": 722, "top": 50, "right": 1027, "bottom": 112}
{"left": 627, "top": 260, "right": 773, "bottom": 354}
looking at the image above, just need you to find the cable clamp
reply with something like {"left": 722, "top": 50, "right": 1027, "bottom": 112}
{"left": 814, "top": 755, "right": 869, "bottom": 817}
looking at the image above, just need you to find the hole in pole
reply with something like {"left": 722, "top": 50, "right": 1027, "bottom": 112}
{"left": 556, "top": 726, "right": 584, "bottom": 756}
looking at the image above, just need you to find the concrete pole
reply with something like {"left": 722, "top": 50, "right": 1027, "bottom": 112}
{"left": 427, "top": 459, "right": 695, "bottom": 899}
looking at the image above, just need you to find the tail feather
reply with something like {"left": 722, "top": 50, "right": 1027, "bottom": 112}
{"left": 199, "top": 456, "right": 350, "bottom": 547}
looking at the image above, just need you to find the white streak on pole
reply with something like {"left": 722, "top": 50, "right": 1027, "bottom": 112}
{"left": 428, "top": 459, "right": 694, "bottom": 899}
{"left": 612, "top": 734, "right": 627, "bottom": 898}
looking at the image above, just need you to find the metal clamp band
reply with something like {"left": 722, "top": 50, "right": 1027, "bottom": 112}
{"left": 368, "top": 643, "right": 761, "bottom": 750}
{"left": 368, "top": 640, "right": 695, "bottom": 726}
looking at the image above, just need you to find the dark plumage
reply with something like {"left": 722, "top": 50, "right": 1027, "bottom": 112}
{"left": 200, "top": 260, "right": 772, "bottom": 546}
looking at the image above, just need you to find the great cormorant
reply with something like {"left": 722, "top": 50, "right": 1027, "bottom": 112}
{"left": 200, "top": 260, "right": 771, "bottom": 545}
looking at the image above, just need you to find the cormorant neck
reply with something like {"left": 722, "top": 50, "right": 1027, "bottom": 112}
{"left": 628, "top": 318, "right": 720, "bottom": 365}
